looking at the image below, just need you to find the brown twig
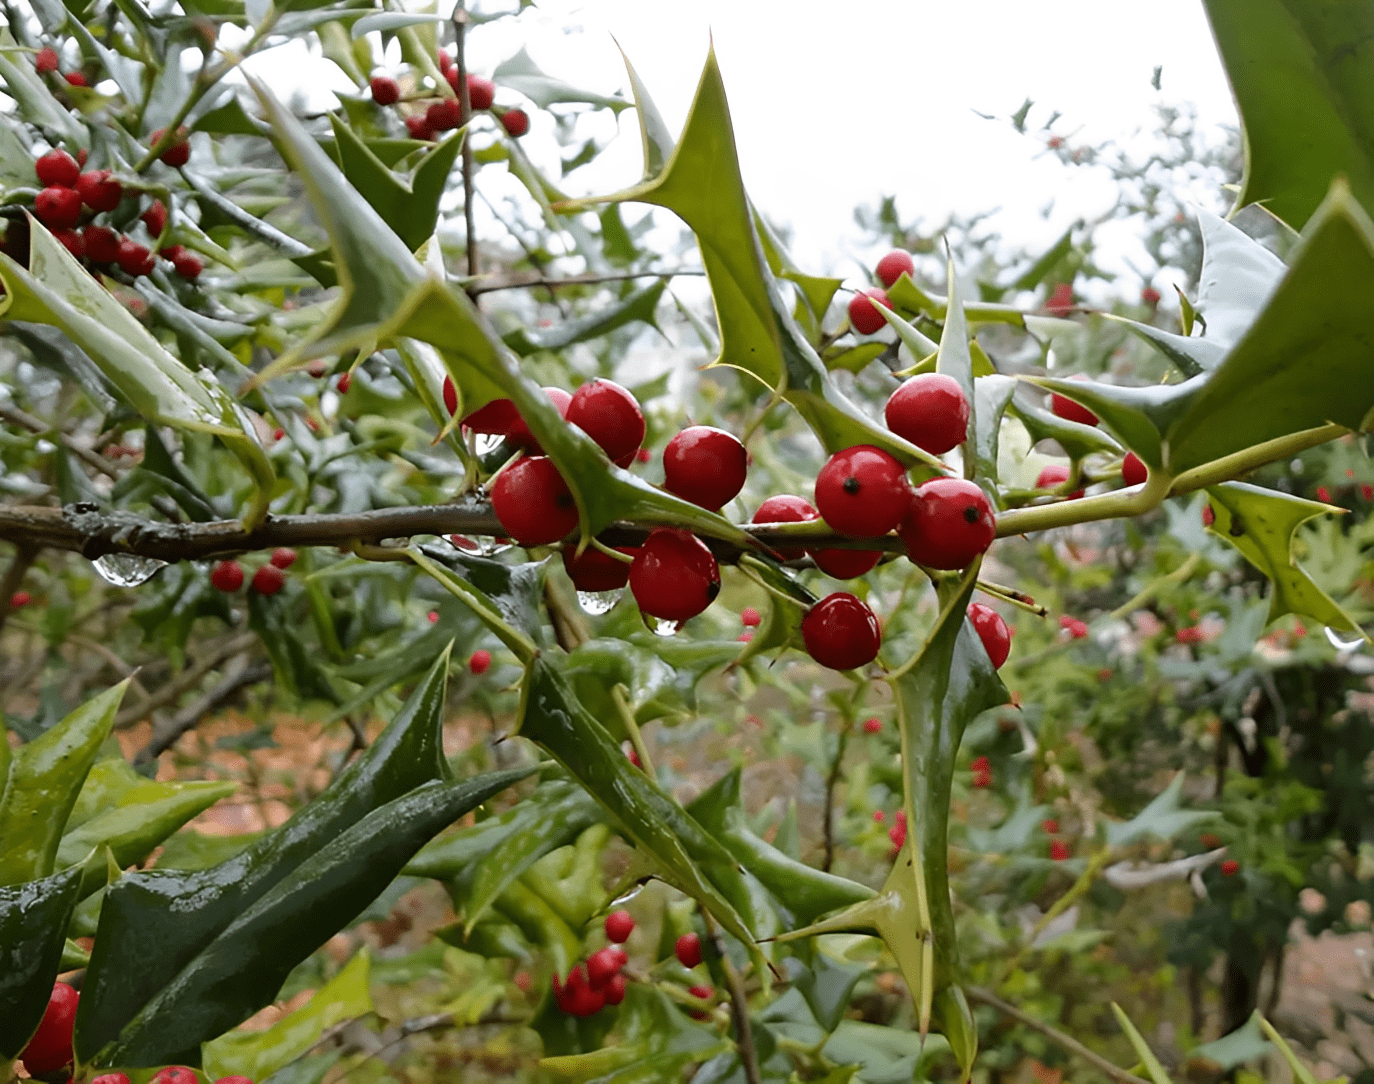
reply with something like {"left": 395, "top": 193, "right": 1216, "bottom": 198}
{"left": 964, "top": 987, "right": 1150, "bottom": 1084}
{"left": 453, "top": 0, "right": 477, "bottom": 287}
{"left": 706, "top": 920, "right": 762, "bottom": 1084}
{"left": 115, "top": 633, "right": 258, "bottom": 729}
{"left": 136, "top": 657, "right": 272, "bottom": 761}
{"left": 821, "top": 719, "right": 850, "bottom": 873}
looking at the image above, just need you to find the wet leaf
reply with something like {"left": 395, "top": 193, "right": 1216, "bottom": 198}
{"left": 0, "top": 867, "right": 83, "bottom": 1060}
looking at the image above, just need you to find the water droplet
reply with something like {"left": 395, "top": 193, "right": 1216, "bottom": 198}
{"left": 577, "top": 589, "right": 622, "bottom": 615}
{"left": 479, "top": 536, "right": 512, "bottom": 556}
{"left": 474, "top": 432, "right": 504, "bottom": 456}
{"left": 649, "top": 616, "right": 680, "bottom": 638}
{"left": 93, "top": 553, "right": 167, "bottom": 587}
{"left": 1325, "top": 626, "right": 1364, "bottom": 651}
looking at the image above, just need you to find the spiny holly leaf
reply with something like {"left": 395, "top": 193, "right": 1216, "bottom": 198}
{"left": 1030, "top": 374, "right": 1196, "bottom": 469}
{"left": 1008, "top": 395, "right": 1125, "bottom": 461}
{"left": 971, "top": 375, "right": 1016, "bottom": 502}
{"left": 1164, "top": 182, "right": 1374, "bottom": 473}
{"left": 504, "top": 278, "right": 667, "bottom": 356}
{"left": 885, "top": 273, "right": 1032, "bottom": 327}
{"left": 754, "top": 210, "right": 843, "bottom": 331}
{"left": 1104, "top": 772, "right": 1220, "bottom": 848}
{"left": 0, "top": 681, "right": 129, "bottom": 887}
{"left": 934, "top": 262, "right": 978, "bottom": 474}
{"left": 0, "top": 29, "right": 86, "bottom": 142}
{"left": 1204, "top": 481, "right": 1363, "bottom": 633}
{"left": 0, "top": 867, "right": 82, "bottom": 1061}
{"left": 493, "top": 47, "right": 631, "bottom": 113}
{"left": 1204, "top": 0, "right": 1374, "bottom": 228}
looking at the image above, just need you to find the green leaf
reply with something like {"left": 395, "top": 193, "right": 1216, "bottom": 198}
{"left": 1205, "top": 482, "right": 1363, "bottom": 631}
{"left": 1007, "top": 395, "right": 1125, "bottom": 461}
{"left": 934, "top": 262, "right": 978, "bottom": 473}
{"left": 1203, "top": 0, "right": 1374, "bottom": 227}
{"left": 74, "top": 650, "right": 474, "bottom": 1066}
{"left": 1163, "top": 182, "right": 1374, "bottom": 472}
{"left": 1187, "top": 1016, "right": 1271, "bottom": 1073}
{"left": 0, "top": 867, "right": 83, "bottom": 1060}
{"left": 493, "top": 47, "right": 631, "bottom": 113}
{"left": 0, "top": 112, "right": 36, "bottom": 189}
{"left": 201, "top": 950, "right": 372, "bottom": 1081}
{"left": 1111, "top": 1002, "right": 1176, "bottom": 1084}
{"left": 248, "top": 592, "right": 339, "bottom": 704}
{"left": 1255, "top": 1015, "right": 1322, "bottom": 1084}
{"left": 0, "top": 682, "right": 129, "bottom": 886}
{"left": 788, "top": 950, "right": 865, "bottom": 1034}
{"left": 1104, "top": 772, "right": 1219, "bottom": 848}
{"left": 0, "top": 29, "right": 86, "bottom": 143}
{"left": 971, "top": 375, "right": 1016, "bottom": 500}
{"left": 1030, "top": 375, "right": 1192, "bottom": 469}
{"left": 1009, "top": 225, "right": 1076, "bottom": 291}
{"left": 504, "top": 278, "right": 667, "bottom": 356}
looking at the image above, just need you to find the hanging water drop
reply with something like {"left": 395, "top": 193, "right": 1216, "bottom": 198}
{"left": 479, "top": 536, "right": 513, "bottom": 557}
{"left": 577, "top": 589, "right": 622, "bottom": 615}
{"left": 649, "top": 616, "right": 680, "bottom": 638}
{"left": 93, "top": 553, "right": 167, "bottom": 587}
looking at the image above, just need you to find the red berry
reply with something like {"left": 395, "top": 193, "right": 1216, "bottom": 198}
{"left": 862, "top": 717, "right": 881, "bottom": 734}
{"left": 504, "top": 387, "right": 573, "bottom": 453}
{"left": 629, "top": 528, "right": 720, "bottom": 623}
{"left": 307, "top": 360, "right": 328, "bottom": 379}
{"left": 675, "top": 932, "right": 702, "bottom": 968}
{"left": 462, "top": 397, "right": 519, "bottom": 434}
{"left": 848, "top": 288, "right": 890, "bottom": 335}
{"left": 52, "top": 228, "right": 84, "bottom": 258}
{"left": 76, "top": 169, "right": 122, "bottom": 211}
{"left": 467, "top": 73, "right": 495, "bottom": 110}
{"left": 875, "top": 250, "right": 915, "bottom": 288}
{"left": 587, "top": 946, "right": 626, "bottom": 989}
{"left": 92, "top": 1075, "right": 132, "bottom": 1084}
{"left": 252, "top": 564, "right": 285, "bottom": 595}
{"left": 437, "top": 49, "right": 453, "bottom": 73}
{"left": 1122, "top": 451, "right": 1148, "bottom": 486}
{"left": 802, "top": 592, "right": 882, "bottom": 671}
{"left": 740, "top": 606, "right": 761, "bottom": 627}
{"left": 172, "top": 251, "right": 203, "bottom": 280}
{"left": 491, "top": 456, "right": 578, "bottom": 545}
{"left": 270, "top": 547, "right": 297, "bottom": 569}
{"left": 469, "top": 649, "right": 492, "bottom": 675}
{"left": 1200, "top": 833, "right": 1222, "bottom": 849}
{"left": 337, "top": 371, "right": 351, "bottom": 394}
{"left": 562, "top": 544, "right": 633, "bottom": 593}
{"left": 967, "top": 603, "right": 1011, "bottom": 668}
{"left": 1035, "top": 464, "right": 1083, "bottom": 499}
{"left": 1176, "top": 625, "right": 1204, "bottom": 644}
{"left": 635, "top": 448, "right": 650, "bottom": 463}
{"left": 63, "top": 71, "right": 87, "bottom": 86}
{"left": 34, "top": 185, "right": 83, "bottom": 229}
{"left": 116, "top": 238, "right": 156, "bottom": 277}
{"left": 899, "top": 477, "right": 997, "bottom": 571}
{"left": 443, "top": 375, "right": 458, "bottom": 416}
{"left": 1316, "top": 485, "right": 1331, "bottom": 503}
{"left": 500, "top": 108, "right": 530, "bottom": 137}
{"left": 405, "top": 115, "right": 435, "bottom": 141}
{"left": 142, "top": 199, "right": 167, "bottom": 236}
{"left": 813, "top": 547, "right": 881, "bottom": 579}
{"left": 687, "top": 983, "right": 714, "bottom": 1018}
{"left": 663, "top": 426, "right": 748, "bottom": 510}
{"left": 152, "top": 1068, "right": 199, "bottom": 1084}
{"left": 84, "top": 224, "right": 120, "bottom": 262}
{"left": 35, "top": 47, "right": 59, "bottom": 74}
{"left": 885, "top": 373, "right": 969, "bottom": 455}
{"left": 1220, "top": 858, "right": 1239, "bottom": 877}
{"left": 604, "top": 973, "right": 627, "bottom": 1006}
{"left": 210, "top": 560, "right": 243, "bottom": 591}
{"left": 370, "top": 75, "right": 400, "bottom": 105}
{"left": 751, "top": 494, "right": 818, "bottom": 560}
{"left": 10, "top": 590, "right": 32, "bottom": 608}
{"left": 20, "top": 982, "right": 78, "bottom": 1075}
{"left": 1050, "top": 390, "right": 1098, "bottom": 427}
{"left": 427, "top": 610, "right": 439, "bottom": 623}
{"left": 1060, "top": 615, "right": 1088, "bottom": 639}
{"left": 215, "top": 1077, "right": 254, "bottom": 1084}
{"left": 972, "top": 768, "right": 992, "bottom": 788}
{"left": 1045, "top": 283, "right": 1074, "bottom": 316}
{"left": 150, "top": 128, "right": 190, "bottom": 167}
{"left": 971, "top": 756, "right": 989, "bottom": 772}
{"left": 605, "top": 909, "right": 635, "bottom": 944}
{"left": 1050, "top": 840, "right": 1070, "bottom": 861}
{"left": 566, "top": 378, "right": 644, "bottom": 467}
{"left": 35, "top": 148, "right": 80, "bottom": 187}
{"left": 737, "top": 631, "right": 754, "bottom": 643}
{"left": 1042, "top": 818, "right": 1060, "bottom": 834}
{"left": 427, "top": 98, "right": 462, "bottom": 131}
{"left": 814, "top": 445, "right": 910, "bottom": 538}
{"left": 1202, "top": 503, "right": 1215, "bottom": 527}
{"left": 1141, "top": 285, "right": 1161, "bottom": 306}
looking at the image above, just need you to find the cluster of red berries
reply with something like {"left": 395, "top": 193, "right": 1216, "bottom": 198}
{"left": 1042, "top": 818, "right": 1070, "bottom": 861}
{"left": 1038, "top": 382, "right": 1149, "bottom": 496}
{"left": 673, "top": 932, "right": 715, "bottom": 1019}
{"left": 554, "top": 909, "right": 635, "bottom": 1016}
{"left": 210, "top": 547, "right": 295, "bottom": 595}
{"left": 7, "top": 145, "right": 202, "bottom": 281}
{"left": 32, "top": 44, "right": 89, "bottom": 87}
{"left": 370, "top": 50, "right": 529, "bottom": 142}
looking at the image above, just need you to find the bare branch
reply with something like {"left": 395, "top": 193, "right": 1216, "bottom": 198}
{"left": 137, "top": 657, "right": 272, "bottom": 761}
{"left": 116, "top": 633, "right": 258, "bottom": 729}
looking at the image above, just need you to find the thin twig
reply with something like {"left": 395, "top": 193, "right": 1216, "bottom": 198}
{"left": 115, "top": 633, "right": 258, "bottom": 729}
{"left": 705, "top": 918, "right": 762, "bottom": 1084}
{"left": 467, "top": 269, "right": 706, "bottom": 295}
{"left": 453, "top": 0, "right": 477, "bottom": 286}
{"left": 821, "top": 720, "right": 850, "bottom": 873}
{"left": 136, "top": 658, "right": 272, "bottom": 761}
{"left": 965, "top": 987, "right": 1150, "bottom": 1084}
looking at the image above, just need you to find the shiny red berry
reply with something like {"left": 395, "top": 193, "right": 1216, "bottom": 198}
{"left": 151, "top": 1067, "right": 198, "bottom": 1084}
{"left": 83, "top": 224, "right": 119, "bottom": 262}
{"left": 469, "top": 649, "right": 491, "bottom": 675}
{"left": 91, "top": 1074, "right": 132, "bottom": 1084}
{"left": 35, "top": 148, "right": 80, "bottom": 187}
{"left": 1035, "top": 463, "right": 1083, "bottom": 499}
{"left": 814, "top": 445, "right": 910, "bottom": 538}
{"left": 884, "top": 373, "right": 969, "bottom": 455}
{"left": 34, "top": 185, "right": 83, "bottom": 229}
{"left": 675, "top": 932, "right": 702, "bottom": 968}
{"left": 462, "top": 396, "right": 519, "bottom": 433}
{"left": 813, "top": 548, "right": 881, "bottom": 579}
{"left": 504, "top": 387, "right": 572, "bottom": 453}
{"left": 491, "top": 456, "right": 578, "bottom": 545}
{"left": 1122, "top": 451, "right": 1147, "bottom": 486}
{"left": 63, "top": 71, "right": 87, "bottom": 86}
{"left": 751, "top": 494, "right": 818, "bottom": 560}
{"left": 252, "top": 564, "right": 285, "bottom": 595}
{"left": 52, "top": 228, "right": 84, "bottom": 258}
{"left": 467, "top": 73, "right": 495, "bottom": 110}
{"left": 566, "top": 378, "right": 644, "bottom": 467}
{"left": 500, "top": 108, "right": 530, "bottom": 137}
{"left": 563, "top": 544, "right": 634, "bottom": 593}
{"left": 586, "top": 946, "right": 625, "bottom": 989}
{"left": 210, "top": 560, "right": 243, "bottom": 592}
{"left": 1050, "top": 389, "right": 1098, "bottom": 427}
{"left": 215, "top": 1077, "right": 254, "bottom": 1084}
{"left": 150, "top": 127, "right": 190, "bottom": 167}
{"left": 337, "top": 371, "right": 351, "bottom": 394}
{"left": 77, "top": 169, "right": 122, "bottom": 211}
{"left": 270, "top": 547, "right": 297, "bottom": 569}
{"left": 370, "top": 75, "right": 400, "bottom": 105}
{"left": 437, "top": 49, "right": 453, "bottom": 73}
{"left": 172, "top": 251, "right": 203, "bottom": 280}
{"left": 142, "top": 199, "right": 167, "bottom": 236}
{"left": 875, "top": 250, "right": 915, "bottom": 288}
{"left": 605, "top": 909, "right": 635, "bottom": 944}
{"left": 35, "top": 47, "right": 59, "bottom": 74}
{"left": 862, "top": 717, "right": 881, "bottom": 733}
{"left": 899, "top": 478, "right": 997, "bottom": 570}
{"left": 663, "top": 426, "right": 747, "bottom": 510}
{"left": 967, "top": 603, "right": 1011, "bottom": 668}
{"left": 848, "top": 288, "right": 890, "bottom": 335}
{"left": 740, "top": 607, "right": 761, "bottom": 627}
{"left": 427, "top": 98, "right": 462, "bottom": 131}
{"left": 802, "top": 592, "right": 881, "bottom": 671}
{"left": 629, "top": 528, "right": 720, "bottom": 623}
{"left": 116, "top": 238, "right": 156, "bottom": 277}
{"left": 20, "top": 982, "right": 78, "bottom": 1075}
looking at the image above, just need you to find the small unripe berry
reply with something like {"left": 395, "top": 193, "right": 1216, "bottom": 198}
{"left": 875, "top": 250, "right": 915, "bottom": 288}
{"left": 848, "top": 288, "right": 890, "bottom": 335}
{"left": 370, "top": 75, "right": 400, "bottom": 105}
{"left": 801, "top": 592, "right": 882, "bottom": 671}
{"left": 251, "top": 564, "right": 285, "bottom": 595}
{"left": 469, "top": 649, "right": 492, "bottom": 675}
{"left": 210, "top": 560, "right": 244, "bottom": 592}
{"left": 675, "top": 932, "right": 702, "bottom": 968}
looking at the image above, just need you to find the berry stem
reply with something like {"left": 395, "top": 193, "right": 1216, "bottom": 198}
{"left": 588, "top": 538, "right": 635, "bottom": 564}
{"left": 975, "top": 579, "right": 1048, "bottom": 617}
{"left": 735, "top": 556, "right": 811, "bottom": 611}
{"left": 611, "top": 684, "right": 656, "bottom": 781}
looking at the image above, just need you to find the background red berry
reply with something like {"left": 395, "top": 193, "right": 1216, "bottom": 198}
{"left": 35, "top": 47, "right": 59, "bottom": 73}
{"left": 967, "top": 603, "right": 1012, "bottom": 668}
{"left": 814, "top": 445, "right": 910, "bottom": 538}
{"left": 629, "top": 529, "right": 720, "bottom": 623}
{"left": 1122, "top": 451, "right": 1148, "bottom": 486}
{"left": 427, "top": 99, "right": 462, "bottom": 131}
{"left": 151, "top": 128, "right": 190, "bottom": 167}
{"left": 172, "top": 251, "right": 203, "bottom": 280}
{"left": 740, "top": 606, "right": 761, "bottom": 627}
{"left": 675, "top": 931, "right": 702, "bottom": 968}
{"left": 20, "top": 982, "right": 78, "bottom": 1075}
{"left": 370, "top": 75, "right": 400, "bottom": 105}
{"left": 1050, "top": 389, "right": 1099, "bottom": 427}
{"left": 875, "top": 249, "right": 915, "bottom": 288}
{"left": 252, "top": 564, "right": 285, "bottom": 595}
{"left": 605, "top": 909, "right": 635, "bottom": 943}
{"left": 116, "top": 238, "right": 156, "bottom": 277}
{"left": 210, "top": 560, "right": 243, "bottom": 592}
{"left": 751, "top": 493, "right": 818, "bottom": 559}
{"left": 64, "top": 71, "right": 87, "bottom": 86}
{"left": 270, "top": 547, "right": 297, "bottom": 569}
{"left": 501, "top": 108, "right": 530, "bottom": 137}
{"left": 663, "top": 426, "right": 747, "bottom": 510}
{"left": 1050, "top": 840, "right": 1071, "bottom": 861}
{"left": 885, "top": 373, "right": 970, "bottom": 455}
{"left": 469, "top": 649, "right": 491, "bottom": 675}
{"left": 1036, "top": 463, "right": 1083, "bottom": 499}
{"left": 10, "top": 590, "right": 33, "bottom": 608}
{"left": 467, "top": 74, "right": 495, "bottom": 110}
{"left": 801, "top": 592, "right": 881, "bottom": 671}
{"left": 848, "top": 288, "right": 890, "bottom": 335}
{"left": 862, "top": 717, "right": 882, "bottom": 733}
{"left": 443, "top": 375, "right": 458, "bottom": 416}
{"left": 405, "top": 115, "right": 435, "bottom": 141}
{"left": 1220, "top": 858, "right": 1239, "bottom": 876}
{"left": 77, "top": 169, "right": 122, "bottom": 211}
{"left": 899, "top": 477, "right": 996, "bottom": 570}
{"left": 52, "top": 229, "right": 84, "bottom": 258}
{"left": 491, "top": 456, "right": 578, "bottom": 545}
{"left": 36, "top": 148, "right": 80, "bottom": 187}
{"left": 142, "top": 199, "right": 167, "bottom": 236}
{"left": 566, "top": 378, "right": 644, "bottom": 467}
{"left": 35, "top": 186, "right": 83, "bottom": 229}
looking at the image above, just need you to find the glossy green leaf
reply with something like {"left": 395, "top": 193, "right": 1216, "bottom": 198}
{"left": 1110, "top": 318, "right": 1226, "bottom": 381}
{"left": 505, "top": 278, "right": 667, "bottom": 356}
{"left": 0, "top": 681, "right": 128, "bottom": 886}
{"left": 1032, "top": 374, "right": 1197, "bottom": 470}
{"left": 870, "top": 293, "right": 939, "bottom": 362}
{"left": 75, "top": 650, "right": 463, "bottom": 1066}
{"left": 885, "top": 273, "right": 1032, "bottom": 327}
{"left": 933, "top": 262, "right": 979, "bottom": 474}
{"left": 686, "top": 768, "right": 873, "bottom": 925}
{"left": 519, "top": 657, "right": 762, "bottom": 953}
{"left": 1111, "top": 1002, "right": 1176, "bottom": 1084}
{"left": 786, "top": 950, "right": 865, "bottom": 1034}
{"left": 493, "top": 47, "right": 631, "bottom": 113}
{"left": 1187, "top": 1016, "right": 1271, "bottom": 1072}
{"left": 1103, "top": 772, "right": 1219, "bottom": 848}
{"left": 201, "top": 950, "right": 371, "bottom": 1081}
{"left": 0, "top": 867, "right": 82, "bottom": 1060}
{"left": 0, "top": 113, "right": 35, "bottom": 189}
{"left": 754, "top": 210, "right": 843, "bottom": 329}
{"left": 971, "top": 375, "right": 1016, "bottom": 500}
{"left": 61, "top": 937, "right": 90, "bottom": 970}
{"left": 524, "top": 823, "right": 611, "bottom": 930}
{"left": 1008, "top": 395, "right": 1125, "bottom": 461}
{"left": 1164, "top": 183, "right": 1374, "bottom": 472}
{"left": 823, "top": 342, "right": 887, "bottom": 374}
{"left": 480, "top": 878, "right": 582, "bottom": 976}
{"left": 1205, "top": 482, "right": 1362, "bottom": 632}
{"left": 1203, "top": 0, "right": 1374, "bottom": 227}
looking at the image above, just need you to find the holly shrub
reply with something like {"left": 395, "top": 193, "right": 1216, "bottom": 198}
{"left": 2, "top": 1, "right": 1374, "bottom": 1082}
